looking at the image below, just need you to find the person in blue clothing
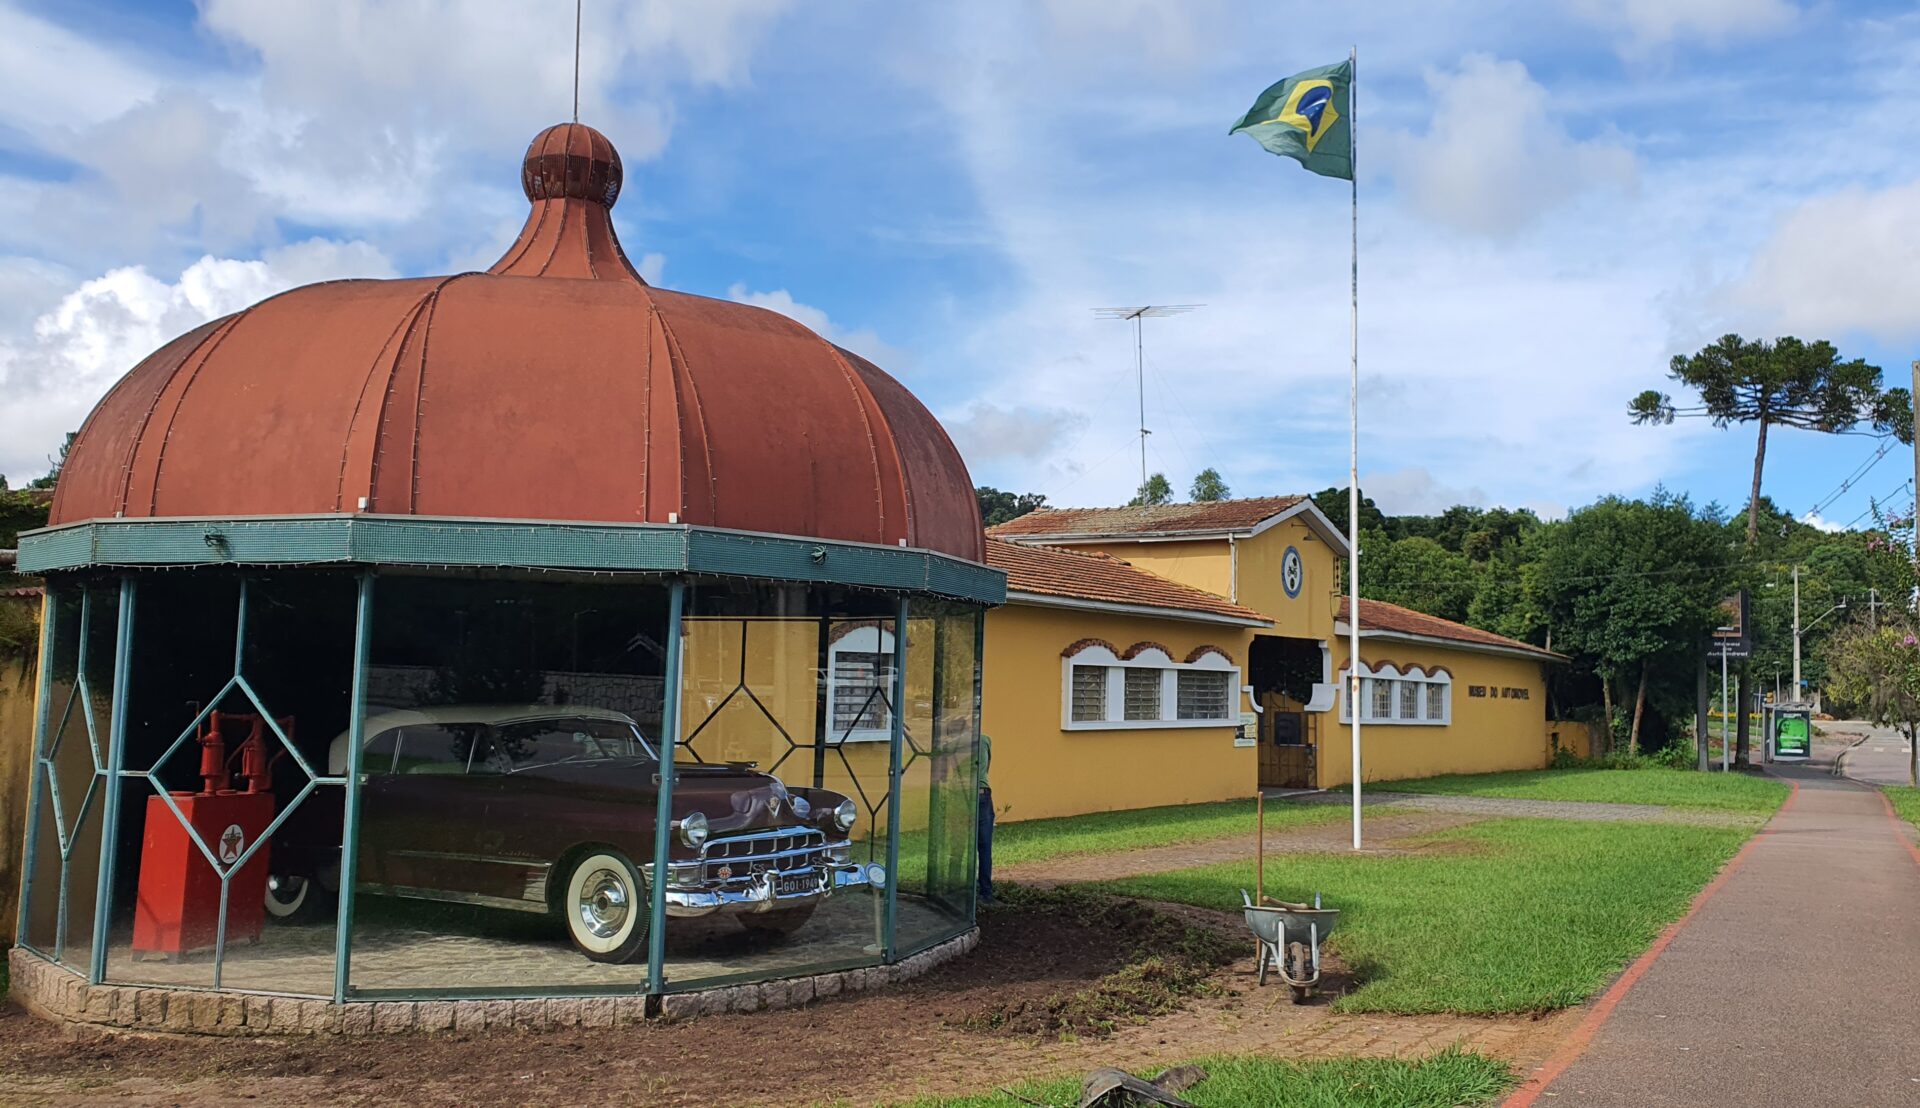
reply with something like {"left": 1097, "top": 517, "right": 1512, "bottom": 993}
{"left": 976, "top": 732, "right": 994, "bottom": 904}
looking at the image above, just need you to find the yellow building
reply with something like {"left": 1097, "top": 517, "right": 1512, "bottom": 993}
{"left": 983, "top": 496, "right": 1566, "bottom": 821}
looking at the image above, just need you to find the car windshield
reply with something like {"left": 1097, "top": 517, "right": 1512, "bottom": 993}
{"left": 488, "top": 716, "right": 658, "bottom": 772}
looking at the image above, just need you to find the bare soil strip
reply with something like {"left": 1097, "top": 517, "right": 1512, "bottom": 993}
{"left": 1, "top": 892, "right": 1569, "bottom": 1107}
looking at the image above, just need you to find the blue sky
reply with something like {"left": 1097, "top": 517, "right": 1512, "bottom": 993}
{"left": 4, "top": 0, "right": 1919, "bottom": 530}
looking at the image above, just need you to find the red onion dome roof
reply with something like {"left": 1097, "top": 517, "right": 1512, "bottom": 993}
{"left": 50, "top": 123, "right": 985, "bottom": 563}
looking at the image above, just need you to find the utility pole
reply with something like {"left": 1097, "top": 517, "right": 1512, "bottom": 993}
{"left": 1094, "top": 305, "right": 1201, "bottom": 496}
{"left": 1869, "top": 587, "right": 1880, "bottom": 630}
{"left": 1792, "top": 565, "right": 1801, "bottom": 699}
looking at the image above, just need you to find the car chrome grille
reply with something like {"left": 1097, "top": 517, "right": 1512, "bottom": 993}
{"left": 697, "top": 826, "right": 829, "bottom": 881}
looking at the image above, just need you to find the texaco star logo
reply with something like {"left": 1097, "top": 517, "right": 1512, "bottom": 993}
{"left": 1282, "top": 546, "right": 1304, "bottom": 599}
{"left": 218, "top": 824, "right": 246, "bottom": 865}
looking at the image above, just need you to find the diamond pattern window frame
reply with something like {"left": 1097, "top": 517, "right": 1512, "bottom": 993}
{"left": 100, "top": 576, "right": 356, "bottom": 997}
{"left": 16, "top": 584, "right": 120, "bottom": 972}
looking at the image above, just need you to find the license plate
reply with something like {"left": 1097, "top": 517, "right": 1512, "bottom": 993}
{"left": 774, "top": 871, "right": 815, "bottom": 897}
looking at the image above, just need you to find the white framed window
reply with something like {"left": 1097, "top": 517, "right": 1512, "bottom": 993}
{"left": 1070, "top": 665, "right": 1110, "bottom": 722}
{"left": 1061, "top": 643, "right": 1242, "bottom": 731}
{"left": 1341, "top": 662, "right": 1451, "bottom": 726}
{"left": 1123, "top": 668, "right": 1162, "bottom": 720}
{"left": 827, "top": 625, "right": 895, "bottom": 742}
{"left": 1176, "top": 670, "right": 1233, "bottom": 720}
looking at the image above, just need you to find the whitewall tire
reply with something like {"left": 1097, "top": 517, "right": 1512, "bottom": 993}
{"left": 564, "top": 850, "right": 649, "bottom": 963}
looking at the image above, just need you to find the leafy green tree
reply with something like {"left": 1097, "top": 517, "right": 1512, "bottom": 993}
{"left": 1359, "top": 533, "right": 1479, "bottom": 624}
{"left": 975, "top": 487, "right": 1049, "bottom": 527}
{"left": 1189, "top": 467, "right": 1230, "bottom": 502}
{"left": 1129, "top": 473, "right": 1173, "bottom": 507}
{"left": 1825, "top": 620, "right": 1920, "bottom": 785}
{"left": 1309, "top": 485, "right": 1387, "bottom": 535}
{"left": 26, "top": 432, "right": 74, "bottom": 491}
{"left": 1527, "top": 492, "right": 1736, "bottom": 755}
{"left": 1629, "top": 335, "right": 1912, "bottom": 547}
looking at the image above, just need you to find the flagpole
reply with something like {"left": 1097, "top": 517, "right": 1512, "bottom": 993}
{"left": 1347, "top": 44, "right": 1362, "bottom": 852}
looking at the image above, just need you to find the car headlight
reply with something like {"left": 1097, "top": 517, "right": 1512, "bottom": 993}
{"left": 834, "top": 798, "right": 858, "bottom": 831}
{"left": 678, "top": 811, "right": 709, "bottom": 848}
{"left": 789, "top": 795, "right": 811, "bottom": 819}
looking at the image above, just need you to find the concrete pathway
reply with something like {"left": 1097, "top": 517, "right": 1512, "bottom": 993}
{"left": 1511, "top": 765, "right": 1920, "bottom": 1107}
{"left": 1831, "top": 719, "right": 1917, "bottom": 788}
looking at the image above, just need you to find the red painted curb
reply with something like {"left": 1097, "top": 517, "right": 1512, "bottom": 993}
{"left": 1502, "top": 778, "right": 1800, "bottom": 1108}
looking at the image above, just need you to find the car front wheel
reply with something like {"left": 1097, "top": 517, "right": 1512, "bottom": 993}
{"left": 263, "top": 874, "right": 332, "bottom": 923}
{"left": 563, "top": 850, "right": 649, "bottom": 963}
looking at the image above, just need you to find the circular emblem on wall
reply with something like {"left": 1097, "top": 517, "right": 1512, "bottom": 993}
{"left": 218, "top": 823, "right": 246, "bottom": 865}
{"left": 1282, "top": 546, "right": 1304, "bottom": 599}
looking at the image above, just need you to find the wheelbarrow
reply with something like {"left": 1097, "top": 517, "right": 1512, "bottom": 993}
{"left": 1241, "top": 890, "right": 1339, "bottom": 1003}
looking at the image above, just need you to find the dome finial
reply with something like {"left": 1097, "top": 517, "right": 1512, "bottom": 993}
{"left": 521, "top": 122, "right": 622, "bottom": 207}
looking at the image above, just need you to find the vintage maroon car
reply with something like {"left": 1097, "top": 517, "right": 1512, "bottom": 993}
{"left": 265, "top": 705, "right": 871, "bottom": 962}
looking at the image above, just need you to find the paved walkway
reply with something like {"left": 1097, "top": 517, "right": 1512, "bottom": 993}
{"left": 1512, "top": 765, "right": 1920, "bottom": 1107}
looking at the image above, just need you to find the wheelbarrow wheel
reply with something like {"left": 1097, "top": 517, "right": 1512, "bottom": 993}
{"left": 1286, "top": 941, "right": 1312, "bottom": 1004}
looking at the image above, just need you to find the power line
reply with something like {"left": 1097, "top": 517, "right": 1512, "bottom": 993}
{"left": 1808, "top": 441, "right": 1892, "bottom": 517}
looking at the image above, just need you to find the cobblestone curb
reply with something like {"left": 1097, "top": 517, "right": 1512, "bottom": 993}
{"left": 7, "top": 928, "right": 977, "bottom": 1036}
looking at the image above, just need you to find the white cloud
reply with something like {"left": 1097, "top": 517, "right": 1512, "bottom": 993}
{"left": 944, "top": 402, "right": 1091, "bottom": 467}
{"left": 1799, "top": 509, "right": 1846, "bottom": 533}
{"left": 1721, "top": 179, "right": 1920, "bottom": 342}
{"left": 1384, "top": 55, "right": 1637, "bottom": 237}
{"left": 1567, "top": 0, "right": 1798, "bottom": 54}
{"left": 636, "top": 252, "right": 667, "bottom": 285}
{"left": 1363, "top": 467, "right": 1490, "bottom": 516}
{"left": 725, "top": 283, "right": 902, "bottom": 364}
{"left": 0, "top": 240, "right": 394, "bottom": 484}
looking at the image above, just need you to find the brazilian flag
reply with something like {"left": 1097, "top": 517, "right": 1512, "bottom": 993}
{"left": 1229, "top": 60, "right": 1353, "bottom": 180}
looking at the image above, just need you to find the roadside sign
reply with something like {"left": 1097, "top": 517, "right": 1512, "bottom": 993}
{"left": 1771, "top": 704, "right": 1811, "bottom": 761}
{"left": 1709, "top": 590, "right": 1751, "bottom": 659}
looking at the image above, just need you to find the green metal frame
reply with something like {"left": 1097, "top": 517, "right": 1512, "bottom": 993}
{"left": 334, "top": 572, "right": 376, "bottom": 1003}
{"left": 646, "top": 580, "right": 687, "bottom": 994}
{"left": 89, "top": 577, "right": 135, "bottom": 983}
{"left": 18, "top": 516, "right": 1006, "bottom": 605}
{"left": 13, "top": 585, "right": 60, "bottom": 954}
{"left": 21, "top": 586, "right": 115, "bottom": 969}
{"left": 882, "top": 597, "right": 908, "bottom": 961}
{"left": 16, "top": 547, "right": 990, "bottom": 1002}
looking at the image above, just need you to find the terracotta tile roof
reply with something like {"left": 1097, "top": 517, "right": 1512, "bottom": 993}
{"left": 1339, "top": 597, "right": 1563, "bottom": 660}
{"left": 0, "top": 586, "right": 45, "bottom": 599}
{"left": 986, "top": 538, "right": 1270, "bottom": 624}
{"left": 988, "top": 495, "right": 1309, "bottom": 539}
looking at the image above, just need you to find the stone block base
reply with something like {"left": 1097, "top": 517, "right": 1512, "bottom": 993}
{"left": 6, "top": 928, "right": 977, "bottom": 1036}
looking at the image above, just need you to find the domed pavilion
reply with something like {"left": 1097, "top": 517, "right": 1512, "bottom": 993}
{"left": 14, "top": 123, "right": 1000, "bottom": 1023}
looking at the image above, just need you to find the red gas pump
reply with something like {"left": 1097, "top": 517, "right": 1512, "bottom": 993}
{"left": 132, "top": 711, "right": 287, "bottom": 958}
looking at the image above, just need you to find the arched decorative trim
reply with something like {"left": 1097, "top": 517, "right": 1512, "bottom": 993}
{"left": 829, "top": 618, "right": 889, "bottom": 645}
{"left": 1184, "top": 645, "right": 1236, "bottom": 665}
{"left": 1120, "top": 641, "right": 1174, "bottom": 663}
{"left": 1062, "top": 638, "right": 1122, "bottom": 660}
{"left": 1337, "top": 655, "right": 1453, "bottom": 727}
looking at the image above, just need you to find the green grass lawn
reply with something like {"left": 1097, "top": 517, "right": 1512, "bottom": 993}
{"left": 1884, "top": 786, "right": 1920, "bottom": 829}
{"left": 1371, "top": 767, "right": 1789, "bottom": 814}
{"left": 1097, "top": 817, "right": 1749, "bottom": 1015}
{"left": 894, "top": 1049, "right": 1511, "bottom": 1108}
{"left": 894, "top": 797, "right": 1346, "bottom": 885}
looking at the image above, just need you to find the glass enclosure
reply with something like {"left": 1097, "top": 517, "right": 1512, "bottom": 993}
{"left": 21, "top": 566, "right": 984, "bottom": 1003}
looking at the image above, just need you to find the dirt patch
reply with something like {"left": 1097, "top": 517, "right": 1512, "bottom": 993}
{"left": 953, "top": 887, "right": 1240, "bottom": 1038}
{"left": 0, "top": 891, "right": 1576, "bottom": 1107}
{"left": 1002, "top": 811, "right": 1485, "bottom": 884}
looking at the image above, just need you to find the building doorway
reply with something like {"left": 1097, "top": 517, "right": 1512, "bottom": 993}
{"left": 1249, "top": 635, "right": 1324, "bottom": 790}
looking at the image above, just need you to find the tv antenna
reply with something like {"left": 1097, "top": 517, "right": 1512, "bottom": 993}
{"left": 1094, "top": 305, "right": 1201, "bottom": 494}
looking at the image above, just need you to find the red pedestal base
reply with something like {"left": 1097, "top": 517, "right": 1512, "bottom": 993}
{"left": 132, "top": 791, "right": 275, "bottom": 957}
